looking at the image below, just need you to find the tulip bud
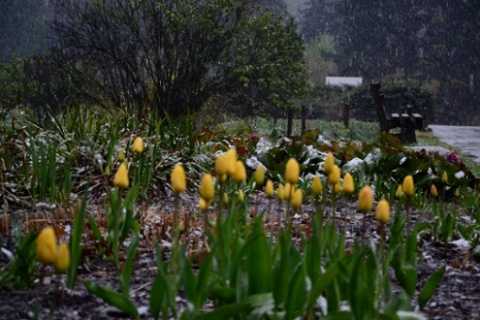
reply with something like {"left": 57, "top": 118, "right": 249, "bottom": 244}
{"left": 238, "top": 189, "right": 244, "bottom": 202}
{"left": 442, "top": 171, "right": 448, "bottom": 184}
{"left": 265, "top": 179, "right": 274, "bottom": 197}
{"left": 232, "top": 160, "right": 246, "bottom": 183}
{"left": 311, "top": 174, "right": 323, "bottom": 195}
{"left": 132, "top": 137, "right": 144, "bottom": 154}
{"left": 285, "top": 158, "right": 300, "bottom": 184}
{"left": 225, "top": 149, "right": 237, "bottom": 176}
{"left": 215, "top": 155, "right": 227, "bottom": 176}
{"left": 455, "top": 188, "right": 460, "bottom": 197}
{"left": 395, "top": 185, "right": 404, "bottom": 198}
{"left": 254, "top": 165, "right": 265, "bottom": 186}
{"left": 117, "top": 148, "right": 125, "bottom": 162}
{"left": 323, "top": 152, "right": 334, "bottom": 175}
{"left": 113, "top": 162, "right": 129, "bottom": 188}
{"left": 358, "top": 185, "right": 373, "bottom": 213}
{"left": 402, "top": 175, "right": 414, "bottom": 197}
{"left": 375, "top": 199, "right": 391, "bottom": 224}
{"left": 328, "top": 165, "right": 341, "bottom": 185}
{"left": 36, "top": 227, "right": 58, "bottom": 265}
{"left": 200, "top": 173, "right": 214, "bottom": 201}
{"left": 430, "top": 184, "right": 438, "bottom": 197}
{"left": 277, "top": 183, "right": 285, "bottom": 201}
{"left": 178, "top": 220, "right": 186, "bottom": 233}
{"left": 284, "top": 183, "right": 292, "bottom": 200}
{"left": 199, "top": 198, "right": 209, "bottom": 212}
{"left": 342, "top": 173, "right": 355, "bottom": 195}
{"left": 104, "top": 165, "right": 111, "bottom": 176}
{"left": 333, "top": 182, "right": 341, "bottom": 193}
{"left": 54, "top": 242, "right": 70, "bottom": 273}
{"left": 171, "top": 164, "right": 187, "bottom": 194}
{"left": 290, "top": 188, "right": 303, "bottom": 209}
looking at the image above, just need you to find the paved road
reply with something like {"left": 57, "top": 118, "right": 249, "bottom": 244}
{"left": 429, "top": 125, "right": 480, "bottom": 163}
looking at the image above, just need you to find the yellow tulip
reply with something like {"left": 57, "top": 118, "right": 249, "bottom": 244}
{"left": 199, "top": 198, "right": 209, "bottom": 212}
{"left": 333, "top": 182, "right": 341, "bottom": 193}
{"left": 402, "top": 175, "right": 414, "bottom": 197}
{"left": 455, "top": 188, "right": 460, "bottom": 197}
{"left": 395, "top": 185, "right": 404, "bottom": 198}
{"left": 277, "top": 183, "right": 285, "bottom": 201}
{"left": 238, "top": 189, "right": 244, "bottom": 201}
{"left": 113, "top": 162, "right": 129, "bottom": 188}
{"left": 311, "top": 174, "right": 323, "bottom": 195}
{"left": 324, "top": 152, "right": 334, "bottom": 175}
{"left": 284, "top": 183, "right": 292, "bottom": 200}
{"left": 328, "top": 165, "right": 340, "bottom": 185}
{"left": 225, "top": 149, "right": 237, "bottom": 176}
{"left": 342, "top": 173, "right": 355, "bottom": 195}
{"left": 54, "top": 242, "right": 70, "bottom": 273}
{"left": 117, "top": 148, "right": 125, "bottom": 162}
{"left": 215, "top": 155, "right": 227, "bottom": 176}
{"left": 104, "top": 165, "right": 111, "bottom": 176}
{"left": 132, "top": 137, "right": 144, "bottom": 154}
{"left": 265, "top": 179, "right": 274, "bottom": 197}
{"left": 254, "top": 165, "right": 265, "bottom": 186}
{"left": 171, "top": 164, "right": 187, "bottom": 194}
{"left": 200, "top": 173, "right": 215, "bottom": 201}
{"left": 430, "top": 184, "right": 438, "bottom": 197}
{"left": 290, "top": 188, "right": 303, "bottom": 209}
{"left": 232, "top": 160, "right": 246, "bottom": 183}
{"left": 285, "top": 158, "right": 300, "bottom": 184}
{"left": 36, "top": 227, "right": 58, "bottom": 265}
{"left": 375, "top": 199, "right": 391, "bottom": 224}
{"left": 442, "top": 171, "right": 448, "bottom": 184}
{"left": 358, "top": 185, "right": 373, "bottom": 213}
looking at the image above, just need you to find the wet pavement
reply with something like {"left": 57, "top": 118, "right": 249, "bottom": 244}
{"left": 429, "top": 125, "right": 480, "bottom": 163}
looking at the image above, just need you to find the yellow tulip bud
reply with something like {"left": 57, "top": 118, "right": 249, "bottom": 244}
{"left": 199, "top": 198, "right": 209, "bottom": 212}
{"left": 223, "top": 193, "right": 229, "bottom": 205}
{"left": 215, "top": 155, "right": 227, "bottom": 176}
{"left": 375, "top": 199, "right": 391, "bottom": 224}
{"left": 342, "top": 173, "right": 355, "bottom": 195}
{"left": 284, "top": 183, "right": 292, "bottom": 200}
{"left": 455, "top": 188, "right": 460, "bottom": 197}
{"left": 200, "top": 173, "right": 214, "bottom": 201}
{"left": 311, "top": 174, "right": 323, "bottom": 195}
{"left": 117, "top": 148, "right": 125, "bottom": 162}
{"left": 277, "top": 183, "right": 285, "bottom": 201}
{"left": 254, "top": 165, "right": 265, "bottom": 186}
{"left": 238, "top": 189, "right": 244, "bottom": 202}
{"left": 402, "top": 175, "right": 414, "bottom": 197}
{"left": 132, "top": 137, "right": 144, "bottom": 154}
{"left": 324, "top": 152, "right": 335, "bottom": 175}
{"left": 333, "top": 182, "right": 341, "bottom": 193}
{"left": 265, "top": 179, "right": 274, "bottom": 197}
{"left": 358, "top": 185, "right": 373, "bottom": 213}
{"left": 54, "top": 242, "right": 70, "bottom": 273}
{"left": 104, "top": 165, "right": 111, "bottom": 176}
{"left": 113, "top": 162, "right": 129, "bottom": 188}
{"left": 442, "top": 171, "right": 448, "bottom": 184}
{"left": 290, "top": 188, "right": 303, "bottom": 209}
{"left": 171, "top": 164, "right": 187, "bottom": 194}
{"left": 225, "top": 149, "right": 237, "bottom": 176}
{"left": 395, "top": 185, "right": 404, "bottom": 198}
{"left": 178, "top": 220, "right": 185, "bottom": 233}
{"left": 232, "top": 160, "right": 246, "bottom": 183}
{"left": 36, "top": 227, "right": 58, "bottom": 265}
{"left": 430, "top": 184, "right": 438, "bottom": 197}
{"left": 328, "top": 165, "right": 340, "bottom": 185}
{"left": 285, "top": 158, "right": 300, "bottom": 184}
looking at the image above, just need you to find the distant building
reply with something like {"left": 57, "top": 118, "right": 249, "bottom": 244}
{"left": 326, "top": 77, "right": 363, "bottom": 87}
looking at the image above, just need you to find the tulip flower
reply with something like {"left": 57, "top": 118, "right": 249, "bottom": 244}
{"left": 430, "top": 184, "right": 438, "bottom": 197}
{"left": 232, "top": 160, "right": 246, "bottom": 183}
{"left": 442, "top": 171, "right": 448, "bottom": 184}
{"left": 291, "top": 188, "right": 303, "bottom": 209}
{"left": 200, "top": 173, "right": 214, "bottom": 201}
{"left": 132, "top": 137, "right": 144, "bottom": 154}
{"left": 402, "top": 175, "right": 414, "bottom": 197}
{"left": 225, "top": 149, "right": 237, "bottom": 176}
{"left": 343, "top": 173, "right": 355, "bottom": 195}
{"left": 113, "top": 162, "right": 129, "bottom": 189}
{"left": 284, "top": 183, "right": 292, "bottom": 200}
{"left": 323, "top": 152, "right": 334, "bottom": 175}
{"left": 215, "top": 155, "right": 227, "bottom": 176}
{"left": 36, "top": 227, "right": 58, "bottom": 265}
{"left": 311, "top": 174, "right": 322, "bottom": 196}
{"left": 238, "top": 189, "right": 244, "bottom": 202}
{"left": 171, "top": 164, "right": 187, "bottom": 194}
{"left": 333, "top": 182, "right": 341, "bottom": 193}
{"left": 395, "top": 185, "right": 404, "bottom": 199}
{"left": 199, "top": 198, "right": 209, "bottom": 212}
{"left": 265, "top": 180, "right": 274, "bottom": 197}
{"left": 328, "top": 165, "right": 340, "bottom": 185}
{"left": 285, "top": 158, "right": 300, "bottom": 184}
{"left": 54, "top": 242, "right": 70, "bottom": 273}
{"left": 358, "top": 185, "right": 373, "bottom": 242}
{"left": 375, "top": 199, "right": 390, "bottom": 224}
{"left": 254, "top": 165, "right": 265, "bottom": 186}
{"left": 277, "top": 183, "right": 285, "bottom": 201}
{"left": 117, "top": 148, "right": 125, "bottom": 162}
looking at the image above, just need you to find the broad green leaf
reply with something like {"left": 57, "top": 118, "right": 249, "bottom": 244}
{"left": 84, "top": 282, "right": 138, "bottom": 319}
{"left": 67, "top": 194, "right": 87, "bottom": 289}
{"left": 120, "top": 232, "right": 139, "bottom": 297}
{"left": 307, "top": 261, "right": 339, "bottom": 310}
{"left": 417, "top": 266, "right": 445, "bottom": 310}
{"left": 246, "top": 219, "right": 272, "bottom": 295}
{"left": 285, "top": 263, "right": 307, "bottom": 320}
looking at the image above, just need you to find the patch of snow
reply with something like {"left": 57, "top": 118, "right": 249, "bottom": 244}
{"left": 454, "top": 171, "right": 465, "bottom": 179}
{"left": 364, "top": 148, "right": 381, "bottom": 164}
{"left": 451, "top": 238, "right": 469, "bottom": 249}
{"left": 255, "top": 138, "right": 273, "bottom": 158}
{"left": 343, "top": 157, "right": 364, "bottom": 173}
{"left": 399, "top": 156, "right": 407, "bottom": 165}
{"left": 246, "top": 156, "right": 263, "bottom": 170}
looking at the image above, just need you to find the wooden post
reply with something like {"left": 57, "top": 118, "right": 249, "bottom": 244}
{"left": 370, "top": 83, "right": 390, "bottom": 134}
{"left": 287, "top": 108, "right": 293, "bottom": 137}
{"left": 301, "top": 105, "right": 307, "bottom": 134}
{"left": 343, "top": 103, "right": 350, "bottom": 128}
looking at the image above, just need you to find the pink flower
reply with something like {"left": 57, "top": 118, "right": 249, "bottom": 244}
{"left": 446, "top": 151, "right": 461, "bottom": 163}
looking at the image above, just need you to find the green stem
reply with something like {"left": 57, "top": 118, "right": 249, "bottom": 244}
{"left": 113, "top": 188, "right": 122, "bottom": 273}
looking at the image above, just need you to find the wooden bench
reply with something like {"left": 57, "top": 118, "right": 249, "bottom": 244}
{"left": 370, "top": 83, "right": 423, "bottom": 143}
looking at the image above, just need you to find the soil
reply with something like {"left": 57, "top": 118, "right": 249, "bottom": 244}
{"left": 1, "top": 192, "right": 480, "bottom": 320}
